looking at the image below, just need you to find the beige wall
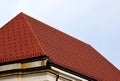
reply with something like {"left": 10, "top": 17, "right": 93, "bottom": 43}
{"left": 0, "top": 72, "right": 56, "bottom": 81}
{"left": 0, "top": 72, "right": 88, "bottom": 81}
{"left": 0, "top": 75, "right": 20, "bottom": 81}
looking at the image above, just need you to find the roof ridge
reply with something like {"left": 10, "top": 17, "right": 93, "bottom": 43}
{"left": 21, "top": 13, "right": 46, "bottom": 55}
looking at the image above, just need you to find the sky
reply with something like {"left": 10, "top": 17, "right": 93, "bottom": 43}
{"left": 0, "top": 0, "right": 120, "bottom": 70}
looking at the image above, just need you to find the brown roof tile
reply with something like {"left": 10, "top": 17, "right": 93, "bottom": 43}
{"left": 0, "top": 13, "right": 120, "bottom": 81}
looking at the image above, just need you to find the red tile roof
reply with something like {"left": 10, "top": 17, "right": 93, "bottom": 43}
{"left": 0, "top": 13, "right": 120, "bottom": 81}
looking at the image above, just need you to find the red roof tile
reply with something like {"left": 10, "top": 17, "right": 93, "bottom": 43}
{"left": 0, "top": 13, "right": 120, "bottom": 81}
{"left": 0, "top": 13, "right": 44, "bottom": 62}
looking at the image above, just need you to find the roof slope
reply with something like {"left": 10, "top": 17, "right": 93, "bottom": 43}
{"left": 0, "top": 13, "right": 44, "bottom": 62}
{"left": 0, "top": 13, "right": 120, "bottom": 81}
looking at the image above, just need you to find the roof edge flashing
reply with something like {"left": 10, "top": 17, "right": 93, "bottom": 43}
{"left": 0, "top": 55, "right": 51, "bottom": 66}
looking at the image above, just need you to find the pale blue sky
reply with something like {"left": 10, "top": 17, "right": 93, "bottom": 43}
{"left": 0, "top": 0, "right": 120, "bottom": 70}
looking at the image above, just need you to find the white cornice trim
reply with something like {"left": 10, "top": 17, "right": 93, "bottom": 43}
{"left": 51, "top": 66, "right": 88, "bottom": 81}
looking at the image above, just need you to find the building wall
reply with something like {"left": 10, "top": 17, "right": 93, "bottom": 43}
{"left": 0, "top": 72, "right": 56, "bottom": 81}
{"left": 0, "top": 72, "right": 88, "bottom": 81}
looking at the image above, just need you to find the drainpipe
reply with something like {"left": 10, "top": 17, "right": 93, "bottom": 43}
{"left": 56, "top": 73, "right": 59, "bottom": 81}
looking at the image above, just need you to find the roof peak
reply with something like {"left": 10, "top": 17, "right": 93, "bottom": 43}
{"left": 17, "top": 12, "right": 26, "bottom": 16}
{"left": 0, "top": 12, "right": 27, "bottom": 29}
